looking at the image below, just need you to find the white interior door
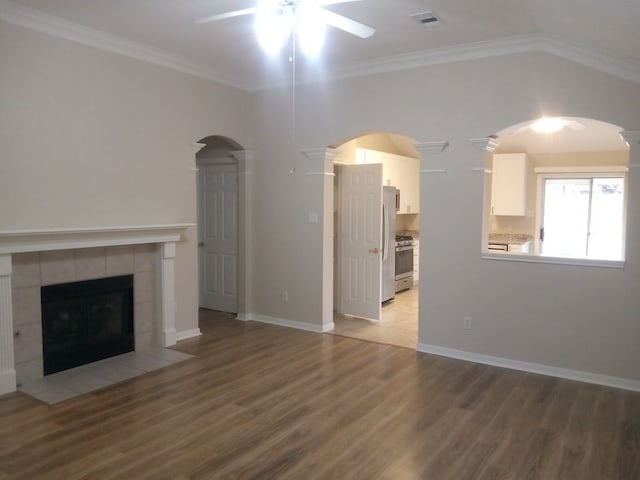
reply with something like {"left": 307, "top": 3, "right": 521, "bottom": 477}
{"left": 198, "top": 164, "right": 238, "bottom": 313}
{"left": 339, "top": 163, "right": 383, "bottom": 321}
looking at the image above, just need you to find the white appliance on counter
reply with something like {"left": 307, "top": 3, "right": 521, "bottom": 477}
{"left": 382, "top": 186, "right": 397, "bottom": 303}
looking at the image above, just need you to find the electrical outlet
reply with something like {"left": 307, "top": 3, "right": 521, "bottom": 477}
{"left": 463, "top": 316, "right": 472, "bottom": 330}
{"left": 282, "top": 291, "right": 289, "bottom": 302}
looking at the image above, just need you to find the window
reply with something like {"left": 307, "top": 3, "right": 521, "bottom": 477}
{"left": 538, "top": 173, "right": 625, "bottom": 261}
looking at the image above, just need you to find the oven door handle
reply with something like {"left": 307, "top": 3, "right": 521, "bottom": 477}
{"left": 396, "top": 245, "right": 413, "bottom": 252}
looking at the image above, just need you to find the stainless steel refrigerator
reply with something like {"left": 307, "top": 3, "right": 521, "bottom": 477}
{"left": 382, "top": 186, "right": 397, "bottom": 303}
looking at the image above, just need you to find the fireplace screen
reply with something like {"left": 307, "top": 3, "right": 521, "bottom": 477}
{"left": 41, "top": 275, "right": 134, "bottom": 375}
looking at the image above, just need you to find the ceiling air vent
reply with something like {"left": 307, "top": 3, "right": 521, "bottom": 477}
{"left": 410, "top": 11, "right": 441, "bottom": 27}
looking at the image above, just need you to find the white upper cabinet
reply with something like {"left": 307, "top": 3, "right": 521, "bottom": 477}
{"left": 356, "top": 148, "right": 420, "bottom": 214}
{"left": 490, "top": 153, "right": 529, "bottom": 216}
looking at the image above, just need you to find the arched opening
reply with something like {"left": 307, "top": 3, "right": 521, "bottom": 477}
{"left": 329, "top": 131, "right": 420, "bottom": 349}
{"left": 482, "top": 117, "right": 629, "bottom": 263}
{"left": 194, "top": 135, "right": 247, "bottom": 316}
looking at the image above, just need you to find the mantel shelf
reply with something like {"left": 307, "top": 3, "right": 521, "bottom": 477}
{"left": 0, "top": 224, "right": 194, "bottom": 255}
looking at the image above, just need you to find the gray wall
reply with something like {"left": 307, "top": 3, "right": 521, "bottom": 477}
{"left": 2, "top": 18, "right": 639, "bottom": 383}
{"left": 249, "top": 52, "right": 640, "bottom": 381}
{"left": 0, "top": 21, "right": 252, "bottom": 333}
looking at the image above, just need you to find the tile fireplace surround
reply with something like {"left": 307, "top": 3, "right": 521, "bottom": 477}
{"left": 0, "top": 224, "right": 192, "bottom": 396}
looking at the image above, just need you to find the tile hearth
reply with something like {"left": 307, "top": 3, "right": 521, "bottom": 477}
{"left": 18, "top": 347, "right": 192, "bottom": 404}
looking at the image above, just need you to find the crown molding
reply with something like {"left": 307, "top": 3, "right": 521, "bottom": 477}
{"left": 0, "top": 0, "right": 256, "bottom": 90}
{"left": 540, "top": 34, "right": 640, "bottom": 86}
{"left": 326, "top": 34, "right": 543, "bottom": 82}
{"left": 315, "top": 33, "right": 640, "bottom": 87}
{"left": 415, "top": 141, "right": 450, "bottom": 155}
{"left": 1, "top": 0, "right": 638, "bottom": 91}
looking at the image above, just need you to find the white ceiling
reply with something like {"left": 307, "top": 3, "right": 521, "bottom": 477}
{"left": 2, "top": 0, "right": 640, "bottom": 90}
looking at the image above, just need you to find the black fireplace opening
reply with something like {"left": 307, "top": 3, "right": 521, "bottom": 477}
{"left": 41, "top": 274, "right": 134, "bottom": 375}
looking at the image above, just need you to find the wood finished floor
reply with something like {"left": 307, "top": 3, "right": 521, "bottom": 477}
{"left": 0, "top": 310, "right": 639, "bottom": 480}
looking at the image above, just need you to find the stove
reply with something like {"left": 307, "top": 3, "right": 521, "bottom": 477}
{"left": 394, "top": 235, "right": 414, "bottom": 293}
{"left": 395, "top": 234, "right": 414, "bottom": 247}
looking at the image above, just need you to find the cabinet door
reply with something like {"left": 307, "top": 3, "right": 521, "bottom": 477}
{"left": 398, "top": 156, "right": 420, "bottom": 214}
{"left": 491, "top": 153, "right": 528, "bottom": 216}
{"left": 357, "top": 149, "right": 420, "bottom": 214}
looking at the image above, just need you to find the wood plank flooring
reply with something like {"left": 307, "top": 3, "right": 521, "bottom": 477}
{"left": 0, "top": 309, "right": 638, "bottom": 479}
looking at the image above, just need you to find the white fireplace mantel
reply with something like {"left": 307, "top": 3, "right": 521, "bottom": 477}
{"left": 0, "top": 224, "right": 193, "bottom": 395}
{"left": 0, "top": 224, "right": 193, "bottom": 255}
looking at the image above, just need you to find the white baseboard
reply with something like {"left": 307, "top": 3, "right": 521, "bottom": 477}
{"left": 241, "top": 313, "right": 326, "bottom": 333}
{"left": 176, "top": 328, "right": 202, "bottom": 342}
{"left": 0, "top": 369, "right": 16, "bottom": 396}
{"left": 416, "top": 343, "right": 640, "bottom": 392}
{"left": 322, "top": 322, "right": 335, "bottom": 332}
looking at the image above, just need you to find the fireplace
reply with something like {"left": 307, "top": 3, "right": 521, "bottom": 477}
{"left": 0, "top": 224, "right": 191, "bottom": 395}
{"left": 41, "top": 275, "right": 134, "bottom": 375}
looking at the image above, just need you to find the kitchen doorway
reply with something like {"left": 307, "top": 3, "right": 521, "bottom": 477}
{"left": 332, "top": 287, "right": 418, "bottom": 349}
{"left": 329, "top": 132, "right": 420, "bottom": 349}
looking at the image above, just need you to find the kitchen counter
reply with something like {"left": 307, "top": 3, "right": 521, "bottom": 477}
{"left": 488, "top": 233, "right": 533, "bottom": 253}
{"left": 488, "top": 233, "right": 533, "bottom": 244}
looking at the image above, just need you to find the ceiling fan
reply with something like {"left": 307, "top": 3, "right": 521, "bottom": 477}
{"left": 195, "top": 0, "right": 375, "bottom": 56}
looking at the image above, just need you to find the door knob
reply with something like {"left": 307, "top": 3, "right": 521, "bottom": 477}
{"left": 368, "top": 247, "right": 380, "bottom": 254}
{"left": 198, "top": 241, "right": 205, "bottom": 247}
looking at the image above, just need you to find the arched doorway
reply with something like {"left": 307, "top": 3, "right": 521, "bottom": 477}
{"left": 329, "top": 131, "right": 420, "bottom": 349}
{"left": 195, "top": 135, "right": 245, "bottom": 314}
{"left": 482, "top": 117, "right": 629, "bottom": 263}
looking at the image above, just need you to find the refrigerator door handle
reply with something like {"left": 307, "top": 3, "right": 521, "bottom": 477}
{"left": 382, "top": 203, "right": 389, "bottom": 261}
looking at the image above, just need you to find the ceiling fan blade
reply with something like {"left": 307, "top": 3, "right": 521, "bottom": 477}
{"left": 194, "top": 7, "right": 257, "bottom": 25}
{"left": 317, "top": 8, "right": 375, "bottom": 38}
{"left": 315, "top": 0, "right": 364, "bottom": 6}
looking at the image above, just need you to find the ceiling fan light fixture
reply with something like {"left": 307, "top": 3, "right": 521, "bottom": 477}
{"left": 298, "top": 6, "right": 326, "bottom": 56}
{"left": 255, "top": 0, "right": 294, "bottom": 54}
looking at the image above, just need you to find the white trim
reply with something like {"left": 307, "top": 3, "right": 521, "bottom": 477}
{"left": 541, "top": 34, "right": 640, "bottom": 86}
{"left": 305, "top": 172, "right": 336, "bottom": 177}
{"left": 415, "top": 141, "right": 450, "bottom": 154}
{"left": 481, "top": 251, "right": 624, "bottom": 268}
{"left": 294, "top": 33, "right": 640, "bottom": 88}
{"left": 0, "top": 271, "right": 14, "bottom": 396}
{"left": 0, "top": 255, "right": 10, "bottom": 276}
{"left": 1, "top": 2, "right": 638, "bottom": 89}
{"left": 0, "top": 370, "right": 16, "bottom": 396}
{"left": 0, "top": 224, "right": 192, "bottom": 393}
{"left": 163, "top": 328, "right": 177, "bottom": 347}
{"left": 242, "top": 313, "right": 327, "bottom": 333}
{"left": 620, "top": 130, "right": 640, "bottom": 146}
{"left": 176, "top": 328, "right": 202, "bottom": 342}
{"left": 468, "top": 137, "right": 498, "bottom": 152}
{"left": 0, "top": 224, "right": 194, "bottom": 254}
{"left": 191, "top": 142, "right": 207, "bottom": 154}
{"left": 416, "top": 343, "right": 640, "bottom": 392}
{"left": 0, "top": 0, "right": 253, "bottom": 90}
{"left": 534, "top": 166, "right": 628, "bottom": 174}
